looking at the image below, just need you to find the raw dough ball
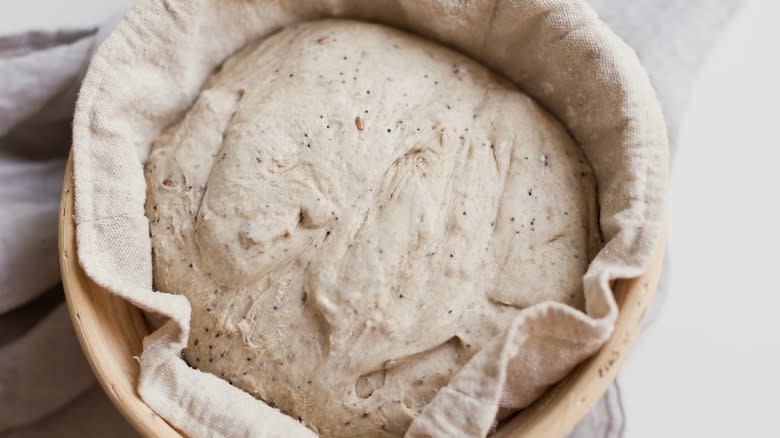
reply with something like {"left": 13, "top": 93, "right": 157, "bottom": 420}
{"left": 145, "top": 19, "right": 600, "bottom": 438}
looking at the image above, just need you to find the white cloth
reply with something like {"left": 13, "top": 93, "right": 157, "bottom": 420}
{"left": 72, "top": 1, "right": 668, "bottom": 437}
{"left": 0, "top": 11, "right": 137, "bottom": 436}
{"left": 0, "top": 1, "right": 742, "bottom": 437}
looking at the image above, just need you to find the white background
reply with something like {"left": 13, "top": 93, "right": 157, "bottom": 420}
{"left": 2, "top": 0, "right": 779, "bottom": 437}
{"left": 620, "top": 1, "right": 780, "bottom": 437}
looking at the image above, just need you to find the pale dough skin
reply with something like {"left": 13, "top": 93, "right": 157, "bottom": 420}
{"left": 145, "top": 20, "right": 601, "bottom": 438}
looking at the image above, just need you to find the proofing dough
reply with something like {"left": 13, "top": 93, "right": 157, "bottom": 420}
{"left": 145, "top": 19, "right": 600, "bottom": 437}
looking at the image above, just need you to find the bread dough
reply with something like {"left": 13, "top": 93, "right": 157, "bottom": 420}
{"left": 144, "top": 19, "right": 600, "bottom": 437}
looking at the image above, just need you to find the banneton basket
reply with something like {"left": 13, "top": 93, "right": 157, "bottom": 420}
{"left": 59, "top": 154, "right": 665, "bottom": 438}
{"left": 59, "top": 0, "right": 668, "bottom": 435}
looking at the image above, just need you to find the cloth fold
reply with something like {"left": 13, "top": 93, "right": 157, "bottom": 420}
{"left": 0, "top": 30, "right": 95, "bottom": 138}
{"left": 0, "top": 305, "right": 94, "bottom": 430}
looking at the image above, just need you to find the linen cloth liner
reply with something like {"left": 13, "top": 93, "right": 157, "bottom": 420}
{"left": 71, "top": 0, "right": 667, "bottom": 436}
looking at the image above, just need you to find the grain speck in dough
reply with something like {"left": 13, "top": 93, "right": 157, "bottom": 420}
{"left": 145, "top": 19, "right": 601, "bottom": 438}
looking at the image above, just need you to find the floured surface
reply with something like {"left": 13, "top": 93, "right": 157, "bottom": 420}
{"left": 144, "top": 20, "right": 600, "bottom": 437}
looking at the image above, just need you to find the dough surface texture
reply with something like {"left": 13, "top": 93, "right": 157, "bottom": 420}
{"left": 145, "top": 19, "right": 600, "bottom": 437}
